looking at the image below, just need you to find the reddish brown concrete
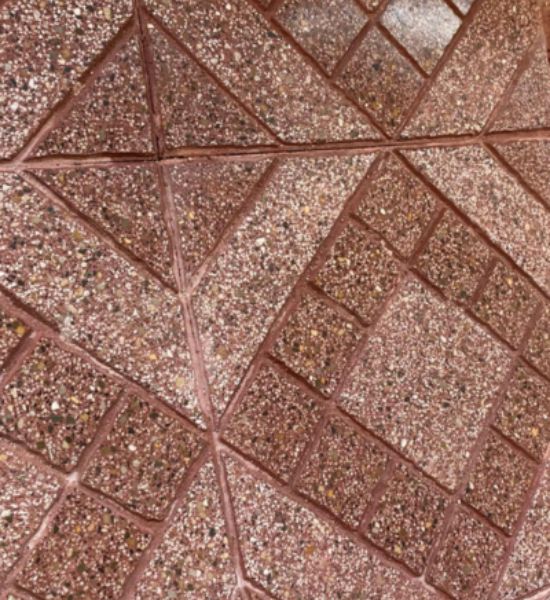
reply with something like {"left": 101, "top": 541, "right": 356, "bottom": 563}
{"left": 0, "top": 0, "right": 549, "bottom": 599}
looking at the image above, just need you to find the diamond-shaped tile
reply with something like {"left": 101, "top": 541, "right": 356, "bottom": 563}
{"left": 340, "top": 279, "right": 509, "bottom": 489}
{"left": 416, "top": 212, "right": 491, "bottom": 303}
{"left": 296, "top": 417, "right": 388, "bottom": 526}
{"left": 495, "top": 365, "right": 550, "bottom": 461}
{"left": 18, "top": 491, "right": 150, "bottom": 599}
{"left": 0, "top": 308, "right": 27, "bottom": 367}
{"left": 427, "top": 510, "right": 506, "bottom": 600}
{"left": 365, "top": 465, "right": 448, "bottom": 573}
{"left": 381, "top": 0, "right": 460, "bottom": 73}
{"left": 135, "top": 461, "right": 236, "bottom": 598}
{"left": 0, "top": 441, "right": 60, "bottom": 579}
{"left": 36, "top": 166, "right": 174, "bottom": 283}
{"left": 473, "top": 261, "right": 540, "bottom": 347}
{"left": 223, "top": 362, "right": 322, "bottom": 481}
{"left": 464, "top": 432, "right": 536, "bottom": 533}
{"left": 272, "top": 293, "right": 362, "bottom": 396}
{"left": 170, "top": 160, "right": 270, "bottom": 274}
{"left": 35, "top": 36, "right": 153, "bottom": 156}
{"left": 276, "top": 0, "right": 367, "bottom": 73}
{"left": 338, "top": 27, "right": 423, "bottom": 132}
{"left": 1, "top": 338, "right": 124, "bottom": 471}
{"left": 314, "top": 222, "right": 401, "bottom": 323}
{"left": 83, "top": 395, "right": 204, "bottom": 519}
{"left": 356, "top": 154, "right": 438, "bottom": 256}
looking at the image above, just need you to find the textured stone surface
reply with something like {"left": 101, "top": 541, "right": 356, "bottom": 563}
{"left": 1, "top": 2, "right": 549, "bottom": 598}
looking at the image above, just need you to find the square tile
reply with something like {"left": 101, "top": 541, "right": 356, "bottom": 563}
{"left": 314, "top": 223, "right": 401, "bottom": 323}
{"left": 416, "top": 212, "right": 491, "bottom": 302}
{"left": 272, "top": 292, "right": 362, "bottom": 396}
{"left": 296, "top": 417, "right": 388, "bottom": 526}
{"left": 495, "top": 364, "right": 550, "bottom": 461}
{"left": 83, "top": 396, "right": 204, "bottom": 519}
{"left": 276, "top": 0, "right": 367, "bottom": 73}
{"left": 223, "top": 363, "right": 322, "bottom": 480}
{"left": 340, "top": 279, "right": 510, "bottom": 489}
{"left": 0, "top": 441, "right": 60, "bottom": 579}
{"left": 338, "top": 27, "right": 423, "bottom": 132}
{"left": 18, "top": 491, "right": 150, "bottom": 600}
{"left": 381, "top": 0, "right": 460, "bottom": 73}
{"left": 464, "top": 432, "right": 537, "bottom": 533}
{"left": 473, "top": 260, "right": 540, "bottom": 347}
{"left": 0, "top": 308, "right": 27, "bottom": 366}
{"left": 365, "top": 465, "right": 448, "bottom": 574}
{"left": 356, "top": 154, "right": 438, "bottom": 256}
{"left": 428, "top": 510, "right": 506, "bottom": 600}
{"left": 1, "top": 338, "right": 124, "bottom": 471}
{"left": 526, "top": 304, "right": 550, "bottom": 377}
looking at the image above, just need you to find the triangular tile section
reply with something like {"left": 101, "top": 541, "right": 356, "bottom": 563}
{"left": 491, "top": 38, "right": 550, "bottom": 132}
{"left": 36, "top": 165, "right": 174, "bottom": 283}
{"left": 170, "top": 160, "right": 270, "bottom": 273}
{"left": 492, "top": 140, "right": 550, "bottom": 207}
{"left": 34, "top": 37, "right": 154, "bottom": 156}
{"left": 150, "top": 26, "right": 274, "bottom": 149}
{"left": 134, "top": 461, "right": 237, "bottom": 598}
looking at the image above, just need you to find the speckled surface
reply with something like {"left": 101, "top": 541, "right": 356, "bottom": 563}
{"left": 1, "top": 1, "right": 549, "bottom": 598}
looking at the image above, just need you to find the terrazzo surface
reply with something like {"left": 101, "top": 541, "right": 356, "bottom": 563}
{"left": 0, "top": 0, "right": 549, "bottom": 599}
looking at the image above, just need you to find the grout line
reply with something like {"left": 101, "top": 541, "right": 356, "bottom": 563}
{"left": 0, "top": 330, "right": 40, "bottom": 390}
{"left": 21, "top": 172, "right": 177, "bottom": 292}
{"left": 217, "top": 155, "right": 386, "bottom": 432}
{"left": 423, "top": 301, "right": 545, "bottom": 584}
{"left": 358, "top": 457, "right": 397, "bottom": 532}
{"left": 0, "top": 128, "right": 549, "bottom": 173}
{"left": 0, "top": 285, "right": 204, "bottom": 434}
{"left": 376, "top": 22, "right": 430, "bottom": 79}
{"left": 118, "top": 447, "right": 211, "bottom": 599}
{"left": 487, "top": 454, "right": 549, "bottom": 600}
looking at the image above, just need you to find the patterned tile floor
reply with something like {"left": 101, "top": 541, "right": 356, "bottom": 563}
{"left": 0, "top": 0, "right": 549, "bottom": 599}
